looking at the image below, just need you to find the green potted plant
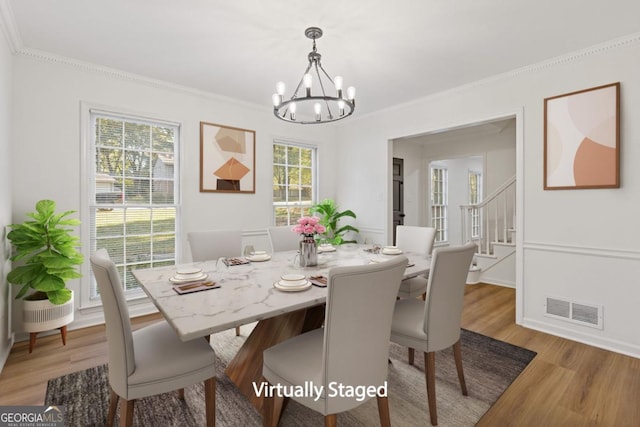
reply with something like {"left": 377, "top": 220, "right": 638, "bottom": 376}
{"left": 310, "top": 198, "right": 360, "bottom": 245}
{"left": 7, "top": 199, "right": 83, "bottom": 352}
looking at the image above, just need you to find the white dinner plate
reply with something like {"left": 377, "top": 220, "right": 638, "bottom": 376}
{"left": 277, "top": 278, "right": 308, "bottom": 287}
{"left": 318, "top": 245, "right": 336, "bottom": 252}
{"left": 281, "top": 274, "right": 305, "bottom": 282}
{"left": 382, "top": 248, "right": 403, "bottom": 255}
{"left": 273, "top": 280, "right": 312, "bottom": 292}
{"left": 169, "top": 273, "right": 208, "bottom": 284}
{"left": 176, "top": 267, "right": 202, "bottom": 276}
{"left": 247, "top": 254, "right": 271, "bottom": 262}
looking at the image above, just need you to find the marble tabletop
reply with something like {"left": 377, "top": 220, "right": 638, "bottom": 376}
{"left": 132, "top": 244, "right": 431, "bottom": 341}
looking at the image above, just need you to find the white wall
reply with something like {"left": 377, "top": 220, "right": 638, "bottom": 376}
{"left": 10, "top": 54, "right": 339, "bottom": 333}
{"left": 337, "top": 35, "right": 640, "bottom": 357}
{"left": 0, "top": 17, "right": 14, "bottom": 371}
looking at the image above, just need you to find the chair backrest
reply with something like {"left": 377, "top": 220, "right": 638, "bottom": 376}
{"left": 267, "top": 226, "right": 300, "bottom": 252}
{"left": 90, "top": 248, "right": 135, "bottom": 397}
{"left": 395, "top": 225, "right": 437, "bottom": 255}
{"left": 188, "top": 229, "right": 243, "bottom": 261}
{"left": 423, "top": 242, "right": 476, "bottom": 351}
{"left": 322, "top": 255, "right": 407, "bottom": 414}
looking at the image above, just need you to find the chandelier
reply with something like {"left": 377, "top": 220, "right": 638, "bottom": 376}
{"left": 272, "top": 27, "right": 356, "bottom": 124}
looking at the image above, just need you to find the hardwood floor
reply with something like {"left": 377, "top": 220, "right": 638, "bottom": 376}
{"left": 1, "top": 284, "right": 639, "bottom": 426}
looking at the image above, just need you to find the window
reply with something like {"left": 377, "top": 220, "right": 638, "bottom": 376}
{"left": 272, "top": 141, "right": 317, "bottom": 225}
{"left": 430, "top": 166, "right": 448, "bottom": 243}
{"left": 468, "top": 171, "right": 482, "bottom": 238}
{"left": 88, "top": 111, "right": 179, "bottom": 301}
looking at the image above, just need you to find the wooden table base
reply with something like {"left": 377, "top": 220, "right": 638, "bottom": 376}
{"left": 224, "top": 305, "right": 325, "bottom": 414}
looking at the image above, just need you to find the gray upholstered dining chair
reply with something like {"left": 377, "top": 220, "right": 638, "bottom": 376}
{"left": 262, "top": 255, "right": 408, "bottom": 427}
{"left": 188, "top": 229, "right": 243, "bottom": 336}
{"left": 90, "top": 249, "right": 216, "bottom": 427}
{"left": 389, "top": 242, "right": 476, "bottom": 426}
{"left": 267, "top": 225, "right": 300, "bottom": 252}
{"left": 395, "top": 225, "right": 437, "bottom": 300}
{"left": 188, "top": 229, "right": 243, "bottom": 262}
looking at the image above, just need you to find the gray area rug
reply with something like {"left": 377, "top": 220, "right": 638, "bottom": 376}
{"left": 46, "top": 328, "right": 535, "bottom": 426}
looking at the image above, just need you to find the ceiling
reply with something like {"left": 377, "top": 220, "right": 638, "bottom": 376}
{"left": 4, "top": 0, "right": 640, "bottom": 118}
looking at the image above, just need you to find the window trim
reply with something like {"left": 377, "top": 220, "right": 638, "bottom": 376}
{"left": 79, "top": 102, "right": 182, "bottom": 309}
{"left": 272, "top": 139, "right": 318, "bottom": 226}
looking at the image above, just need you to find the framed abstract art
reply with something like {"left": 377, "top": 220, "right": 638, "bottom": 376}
{"left": 200, "top": 122, "right": 256, "bottom": 193}
{"left": 544, "top": 82, "right": 620, "bottom": 190}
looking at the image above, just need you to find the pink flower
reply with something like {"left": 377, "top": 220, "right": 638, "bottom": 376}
{"left": 291, "top": 216, "right": 325, "bottom": 235}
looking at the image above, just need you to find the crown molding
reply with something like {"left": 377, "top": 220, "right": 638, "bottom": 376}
{"left": 352, "top": 31, "right": 640, "bottom": 123}
{"left": 0, "top": 0, "right": 22, "bottom": 53}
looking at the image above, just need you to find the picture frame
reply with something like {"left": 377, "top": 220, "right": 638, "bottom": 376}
{"left": 544, "top": 82, "right": 620, "bottom": 190}
{"left": 200, "top": 122, "right": 256, "bottom": 193}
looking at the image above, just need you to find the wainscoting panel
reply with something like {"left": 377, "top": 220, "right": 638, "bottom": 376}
{"left": 522, "top": 242, "right": 640, "bottom": 358}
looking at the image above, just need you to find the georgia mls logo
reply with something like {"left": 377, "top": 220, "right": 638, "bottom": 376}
{"left": 0, "top": 405, "right": 65, "bottom": 426}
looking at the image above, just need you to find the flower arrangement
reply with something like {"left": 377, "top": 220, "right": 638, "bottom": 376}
{"left": 292, "top": 216, "right": 326, "bottom": 237}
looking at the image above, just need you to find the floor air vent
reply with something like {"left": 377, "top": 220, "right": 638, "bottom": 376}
{"left": 545, "top": 296, "right": 603, "bottom": 329}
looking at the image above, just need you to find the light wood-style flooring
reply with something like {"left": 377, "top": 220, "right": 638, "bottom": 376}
{"left": 1, "top": 284, "right": 639, "bottom": 426}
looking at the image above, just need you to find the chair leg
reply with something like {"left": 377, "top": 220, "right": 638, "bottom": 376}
{"left": 235, "top": 326, "right": 241, "bottom": 336}
{"left": 408, "top": 347, "right": 415, "bottom": 365}
{"left": 204, "top": 377, "right": 216, "bottom": 427}
{"left": 421, "top": 292, "right": 426, "bottom": 301}
{"left": 120, "top": 398, "right": 135, "bottom": 427}
{"left": 178, "top": 388, "right": 185, "bottom": 400}
{"left": 324, "top": 414, "right": 337, "bottom": 427}
{"left": 453, "top": 340, "right": 468, "bottom": 396}
{"left": 107, "top": 388, "right": 118, "bottom": 426}
{"left": 424, "top": 351, "right": 437, "bottom": 426}
{"left": 377, "top": 395, "right": 391, "bottom": 427}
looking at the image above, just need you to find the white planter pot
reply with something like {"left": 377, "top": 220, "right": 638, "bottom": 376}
{"left": 23, "top": 290, "right": 74, "bottom": 333}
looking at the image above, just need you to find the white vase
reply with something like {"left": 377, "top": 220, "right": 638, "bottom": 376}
{"left": 23, "top": 290, "right": 74, "bottom": 333}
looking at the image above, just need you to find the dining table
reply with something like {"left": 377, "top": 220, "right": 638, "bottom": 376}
{"left": 132, "top": 244, "right": 431, "bottom": 416}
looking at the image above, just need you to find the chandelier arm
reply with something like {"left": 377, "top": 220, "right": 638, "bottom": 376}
{"left": 314, "top": 62, "right": 334, "bottom": 119}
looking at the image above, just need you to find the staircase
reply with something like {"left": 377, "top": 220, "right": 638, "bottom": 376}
{"left": 460, "top": 176, "right": 516, "bottom": 287}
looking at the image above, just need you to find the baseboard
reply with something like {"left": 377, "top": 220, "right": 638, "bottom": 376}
{"left": 523, "top": 317, "right": 640, "bottom": 359}
{"left": 478, "top": 277, "right": 515, "bottom": 288}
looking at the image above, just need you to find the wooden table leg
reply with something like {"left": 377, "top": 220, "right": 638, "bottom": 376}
{"left": 225, "top": 305, "right": 325, "bottom": 415}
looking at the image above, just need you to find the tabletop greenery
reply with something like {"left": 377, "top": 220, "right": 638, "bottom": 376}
{"left": 310, "top": 198, "right": 359, "bottom": 245}
{"left": 7, "top": 199, "right": 83, "bottom": 305}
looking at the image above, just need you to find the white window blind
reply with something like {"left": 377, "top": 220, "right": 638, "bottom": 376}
{"left": 88, "top": 111, "right": 180, "bottom": 301}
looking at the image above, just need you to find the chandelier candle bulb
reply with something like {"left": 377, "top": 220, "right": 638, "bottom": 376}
{"left": 272, "top": 93, "right": 281, "bottom": 107}
{"left": 314, "top": 103, "right": 322, "bottom": 121}
{"left": 334, "top": 75, "right": 343, "bottom": 97}
{"left": 347, "top": 86, "right": 356, "bottom": 100}
{"left": 276, "top": 81, "right": 286, "bottom": 96}
{"left": 289, "top": 102, "right": 297, "bottom": 120}
{"left": 338, "top": 99, "right": 345, "bottom": 116}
